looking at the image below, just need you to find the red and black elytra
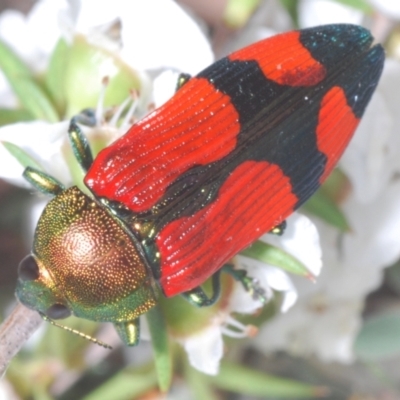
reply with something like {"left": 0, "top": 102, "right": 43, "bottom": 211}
{"left": 85, "top": 24, "right": 384, "bottom": 295}
{"left": 16, "top": 24, "right": 384, "bottom": 346}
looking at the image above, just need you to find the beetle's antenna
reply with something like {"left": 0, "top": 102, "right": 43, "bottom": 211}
{"left": 40, "top": 314, "right": 112, "bottom": 350}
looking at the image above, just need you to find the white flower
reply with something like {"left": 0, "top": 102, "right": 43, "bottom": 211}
{"left": 0, "top": 121, "right": 69, "bottom": 187}
{"left": 0, "top": 0, "right": 213, "bottom": 186}
{"left": 298, "top": 0, "right": 363, "bottom": 28}
{"left": 180, "top": 213, "right": 322, "bottom": 375}
{"left": 254, "top": 61, "right": 400, "bottom": 362}
{"left": 220, "top": 0, "right": 292, "bottom": 56}
{"left": 368, "top": 0, "right": 400, "bottom": 19}
{"left": 0, "top": 0, "right": 213, "bottom": 75}
{"left": 341, "top": 59, "right": 400, "bottom": 203}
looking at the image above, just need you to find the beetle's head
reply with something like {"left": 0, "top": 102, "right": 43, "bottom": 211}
{"left": 16, "top": 185, "right": 157, "bottom": 325}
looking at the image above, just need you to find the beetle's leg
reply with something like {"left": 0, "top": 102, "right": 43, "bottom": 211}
{"left": 68, "top": 112, "right": 95, "bottom": 173}
{"left": 176, "top": 73, "right": 192, "bottom": 91}
{"left": 23, "top": 167, "right": 65, "bottom": 196}
{"left": 113, "top": 318, "right": 140, "bottom": 346}
{"left": 222, "top": 264, "right": 268, "bottom": 304}
{"left": 181, "top": 270, "right": 221, "bottom": 307}
{"left": 71, "top": 108, "right": 97, "bottom": 127}
{"left": 269, "top": 220, "right": 287, "bottom": 236}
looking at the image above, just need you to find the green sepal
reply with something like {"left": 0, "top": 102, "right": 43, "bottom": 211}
{"left": 0, "top": 39, "right": 59, "bottom": 122}
{"left": 45, "top": 38, "right": 69, "bottom": 115}
{"left": 1, "top": 141, "right": 43, "bottom": 170}
{"left": 0, "top": 109, "right": 33, "bottom": 126}
{"left": 210, "top": 361, "right": 328, "bottom": 398}
{"left": 64, "top": 35, "right": 142, "bottom": 117}
{"left": 159, "top": 276, "right": 229, "bottom": 337}
{"left": 240, "top": 240, "right": 312, "bottom": 278}
{"left": 146, "top": 305, "right": 172, "bottom": 392}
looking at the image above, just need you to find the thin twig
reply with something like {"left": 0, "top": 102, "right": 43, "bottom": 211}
{"left": 0, "top": 302, "right": 42, "bottom": 377}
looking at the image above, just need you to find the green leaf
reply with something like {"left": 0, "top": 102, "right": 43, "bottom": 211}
{"left": 82, "top": 364, "right": 157, "bottom": 400}
{"left": 355, "top": 311, "right": 400, "bottom": 361}
{"left": 1, "top": 141, "right": 43, "bottom": 170}
{"left": 45, "top": 38, "right": 69, "bottom": 115}
{"left": 185, "top": 366, "right": 219, "bottom": 400}
{"left": 0, "top": 109, "right": 33, "bottom": 126}
{"left": 223, "top": 0, "right": 261, "bottom": 28}
{"left": 333, "top": 0, "right": 373, "bottom": 13}
{"left": 279, "top": 0, "right": 299, "bottom": 26}
{"left": 0, "top": 39, "right": 59, "bottom": 122}
{"left": 210, "top": 361, "right": 328, "bottom": 398}
{"left": 240, "top": 240, "right": 312, "bottom": 278}
{"left": 146, "top": 305, "right": 172, "bottom": 392}
{"left": 302, "top": 188, "right": 350, "bottom": 232}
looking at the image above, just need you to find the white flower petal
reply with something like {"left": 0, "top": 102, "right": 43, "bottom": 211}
{"left": 235, "top": 256, "right": 297, "bottom": 313}
{"left": 299, "top": 0, "right": 363, "bottom": 28}
{"left": 341, "top": 59, "right": 400, "bottom": 203}
{"left": 256, "top": 294, "right": 362, "bottom": 362}
{"left": 182, "top": 325, "right": 223, "bottom": 375}
{"left": 0, "top": 121, "right": 70, "bottom": 186}
{"left": 369, "top": 0, "right": 400, "bottom": 19}
{"left": 0, "top": 0, "right": 70, "bottom": 72}
{"left": 0, "top": 379, "right": 18, "bottom": 400}
{"left": 76, "top": 0, "right": 213, "bottom": 74}
{"left": 261, "top": 213, "right": 322, "bottom": 277}
{"left": 221, "top": 0, "right": 292, "bottom": 54}
{"left": 152, "top": 70, "right": 181, "bottom": 107}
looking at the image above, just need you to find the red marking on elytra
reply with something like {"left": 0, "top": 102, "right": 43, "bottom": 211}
{"left": 316, "top": 86, "right": 359, "bottom": 182}
{"left": 85, "top": 78, "right": 240, "bottom": 212}
{"left": 230, "top": 31, "right": 326, "bottom": 87}
{"left": 157, "top": 160, "right": 298, "bottom": 297}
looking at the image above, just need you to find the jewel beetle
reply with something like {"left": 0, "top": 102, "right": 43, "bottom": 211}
{"left": 15, "top": 24, "right": 384, "bottom": 346}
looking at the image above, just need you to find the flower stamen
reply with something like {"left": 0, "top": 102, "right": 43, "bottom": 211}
{"left": 96, "top": 76, "right": 110, "bottom": 124}
{"left": 221, "top": 315, "right": 258, "bottom": 338}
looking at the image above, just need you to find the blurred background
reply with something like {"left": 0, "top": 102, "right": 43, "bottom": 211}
{"left": 1, "top": 0, "right": 400, "bottom": 399}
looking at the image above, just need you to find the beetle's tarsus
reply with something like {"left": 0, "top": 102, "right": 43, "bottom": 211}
{"left": 68, "top": 117, "right": 94, "bottom": 173}
{"left": 114, "top": 319, "right": 140, "bottom": 346}
{"left": 71, "top": 108, "right": 97, "bottom": 127}
{"left": 176, "top": 73, "right": 191, "bottom": 91}
{"left": 222, "top": 264, "right": 268, "bottom": 304}
{"left": 181, "top": 271, "right": 221, "bottom": 307}
{"left": 269, "top": 220, "right": 287, "bottom": 236}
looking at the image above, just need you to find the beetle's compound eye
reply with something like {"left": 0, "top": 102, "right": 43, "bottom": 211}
{"left": 18, "top": 255, "right": 40, "bottom": 281}
{"left": 46, "top": 303, "right": 71, "bottom": 320}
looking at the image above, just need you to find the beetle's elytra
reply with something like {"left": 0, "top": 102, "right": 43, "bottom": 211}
{"left": 15, "top": 24, "right": 385, "bottom": 346}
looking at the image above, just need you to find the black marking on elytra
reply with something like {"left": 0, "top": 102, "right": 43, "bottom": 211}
{"left": 300, "top": 24, "right": 384, "bottom": 118}
{"left": 134, "top": 58, "right": 327, "bottom": 234}
{"left": 132, "top": 25, "right": 384, "bottom": 239}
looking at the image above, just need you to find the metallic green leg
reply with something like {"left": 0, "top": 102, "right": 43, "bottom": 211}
{"left": 269, "top": 220, "right": 287, "bottom": 236}
{"left": 176, "top": 73, "right": 191, "bottom": 91}
{"left": 222, "top": 264, "right": 268, "bottom": 304}
{"left": 68, "top": 110, "right": 96, "bottom": 173}
{"left": 23, "top": 167, "right": 65, "bottom": 196}
{"left": 114, "top": 318, "right": 140, "bottom": 346}
{"left": 181, "top": 271, "right": 221, "bottom": 307}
